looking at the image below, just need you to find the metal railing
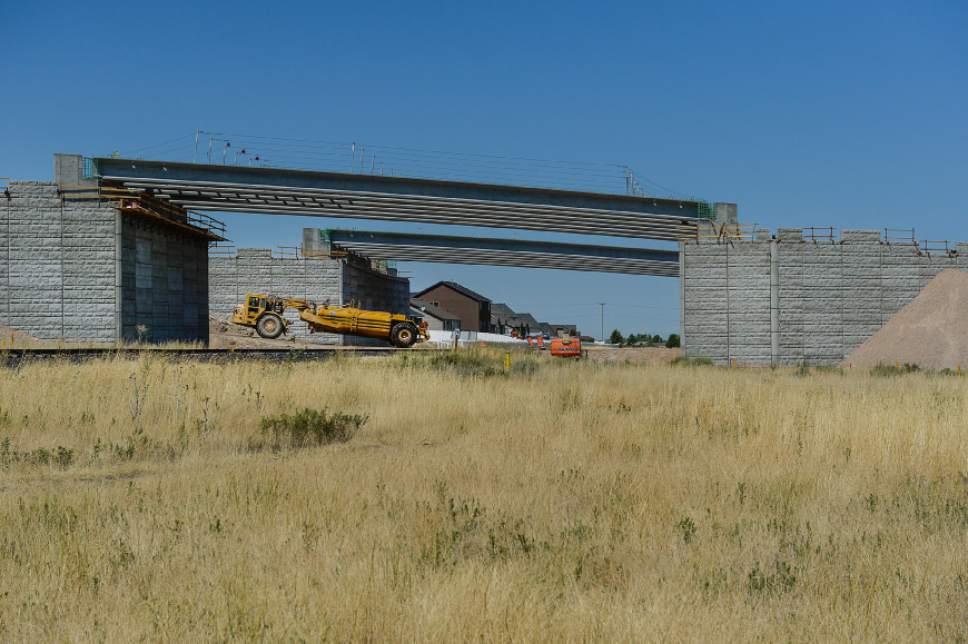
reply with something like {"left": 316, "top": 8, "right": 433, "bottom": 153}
{"left": 883, "top": 227, "right": 917, "bottom": 245}
{"left": 919, "top": 239, "right": 959, "bottom": 257}
{"left": 695, "top": 222, "right": 760, "bottom": 241}
{"left": 186, "top": 211, "right": 227, "bottom": 238}
{"left": 114, "top": 129, "right": 717, "bottom": 203}
{"left": 208, "top": 243, "right": 237, "bottom": 256}
{"left": 802, "top": 226, "right": 835, "bottom": 242}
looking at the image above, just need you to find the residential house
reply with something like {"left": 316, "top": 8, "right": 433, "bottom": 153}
{"left": 539, "top": 322, "right": 579, "bottom": 338}
{"left": 410, "top": 298, "right": 461, "bottom": 331}
{"left": 412, "top": 281, "right": 492, "bottom": 332}
{"left": 491, "top": 303, "right": 540, "bottom": 336}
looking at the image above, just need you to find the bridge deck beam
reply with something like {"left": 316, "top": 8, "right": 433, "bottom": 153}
{"left": 303, "top": 228, "right": 681, "bottom": 276}
{"left": 94, "top": 158, "right": 706, "bottom": 241}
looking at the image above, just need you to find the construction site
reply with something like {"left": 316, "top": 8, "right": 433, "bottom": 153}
{"left": 5, "top": 3, "right": 967, "bottom": 638}
{"left": 0, "top": 150, "right": 964, "bottom": 369}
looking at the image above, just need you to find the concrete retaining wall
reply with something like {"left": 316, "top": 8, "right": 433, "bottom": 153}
{"left": 682, "top": 230, "right": 968, "bottom": 365}
{"left": 0, "top": 182, "right": 117, "bottom": 342}
{"left": 120, "top": 215, "right": 210, "bottom": 343}
{"left": 341, "top": 259, "right": 410, "bottom": 314}
{"left": 0, "top": 181, "right": 211, "bottom": 344}
{"left": 208, "top": 251, "right": 410, "bottom": 345}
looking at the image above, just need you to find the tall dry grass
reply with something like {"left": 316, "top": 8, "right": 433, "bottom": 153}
{"left": 0, "top": 350, "right": 966, "bottom": 641}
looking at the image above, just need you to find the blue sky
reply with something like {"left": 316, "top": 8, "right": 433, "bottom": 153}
{"left": 2, "top": 1, "right": 965, "bottom": 337}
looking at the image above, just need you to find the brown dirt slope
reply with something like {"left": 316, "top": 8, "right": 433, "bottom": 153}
{"left": 846, "top": 269, "right": 968, "bottom": 369}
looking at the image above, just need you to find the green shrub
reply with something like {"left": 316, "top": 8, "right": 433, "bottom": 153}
{"left": 871, "top": 363, "right": 920, "bottom": 376}
{"left": 256, "top": 408, "right": 367, "bottom": 451}
{"left": 404, "top": 348, "right": 541, "bottom": 378}
{"left": 671, "top": 356, "right": 714, "bottom": 367}
{"left": 0, "top": 437, "right": 74, "bottom": 468}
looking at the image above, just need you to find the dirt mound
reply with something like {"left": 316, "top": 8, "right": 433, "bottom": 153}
{"left": 846, "top": 269, "right": 968, "bottom": 369}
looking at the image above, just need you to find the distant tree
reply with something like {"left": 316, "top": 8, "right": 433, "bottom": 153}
{"left": 608, "top": 329, "right": 624, "bottom": 345}
{"left": 665, "top": 333, "right": 681, "bottom": 348}
{"left": 624, "top": 332, "right": 661, "bottom": 347}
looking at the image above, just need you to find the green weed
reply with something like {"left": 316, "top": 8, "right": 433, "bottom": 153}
{"left": 254, "top": 408, "right": 367, "bottom": 451}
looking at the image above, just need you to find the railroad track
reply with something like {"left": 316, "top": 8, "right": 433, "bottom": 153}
{"left": 0, "top": 346, "right": 443, "bottom": 368}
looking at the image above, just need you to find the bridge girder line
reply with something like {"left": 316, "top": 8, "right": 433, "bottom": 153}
{"left": 332, "top": 251, "right": 679, "bottom": 276}
{"left": 109, "top": 177, "right": 701, "bottom": 230}
{"left": 174, "top": 202, "right": 690, "bottom": 241}
{"left": 335, "top": 243, "right": 679, "bottom": 267}
{"left": 95, "top": 158, "right": 702, "bottom": 219}
{"left": 170, "top": 200, "right": 693, "bottom": 238}
{"left": 128, "top": 187, "right": 697, "bottom": 240}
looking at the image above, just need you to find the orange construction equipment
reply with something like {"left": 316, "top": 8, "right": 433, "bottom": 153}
{"left": 550, "top": 336, "right": 582, "bottom": 358}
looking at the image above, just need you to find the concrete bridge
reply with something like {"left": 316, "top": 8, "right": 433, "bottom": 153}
{"left": 19, "top": 153, "right": 963, "bottom": 366}
{"left": 87, "top": 157, "right": 715, "bottom": 242}
{"left": 3, "top": 152, "right": 742, "bottom": 350}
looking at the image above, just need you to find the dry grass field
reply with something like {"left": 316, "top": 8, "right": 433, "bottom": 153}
{"left": 0, "top": 350, "right": 966, "bottom": 641}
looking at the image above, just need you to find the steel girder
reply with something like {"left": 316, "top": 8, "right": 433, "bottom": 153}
{"left": 308, "top": 228, "right": 680, "bottom": 276}
{"left": 94, "top": 158, "right": 703, "bottom": 241}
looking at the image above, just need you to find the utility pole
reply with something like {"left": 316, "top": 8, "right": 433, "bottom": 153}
{"left": 597, "top": 302, "right": 606, "bottom": 343}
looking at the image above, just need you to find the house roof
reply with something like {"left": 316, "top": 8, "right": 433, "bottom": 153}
{"left": 415, "top": 281, "right": 491, "bottom": 303}
{"left": 411, "top": 298, "right": 461, "bottom": 322}
{"left": 490, "top": 303, "right": 547, "bottom": 331}
{"left": 490, "top": 303, "right": 516, "bottom": 319}
{"left": 505, "top": 313, "right": 541, "bottom": 328}
{"left": 539, "top": 322, "right": 579, "bottom": 335}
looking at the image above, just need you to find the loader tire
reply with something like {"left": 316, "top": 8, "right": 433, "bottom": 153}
{"left": 390, "top": 322, "right": 418, "bottom": 348}
{"left": 256, "top": 313, "right": 285, "bottom": 339}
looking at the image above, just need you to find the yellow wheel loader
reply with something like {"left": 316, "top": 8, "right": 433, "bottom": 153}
{"left": 231, "top": 293, "right": 430, "bottom": 348}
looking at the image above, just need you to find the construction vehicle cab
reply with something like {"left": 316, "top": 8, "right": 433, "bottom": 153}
{"left": 231, "top": 292, "right": 429, "bottom": 348}
{"left": 233, "top": 294, "right": 308, "bottom": 341}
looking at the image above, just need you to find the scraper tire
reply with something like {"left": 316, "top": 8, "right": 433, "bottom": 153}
{"left": 390, "top": 322, "right": 418, "bottom": 348}
{"left": 256, "top": 313, "right": 285, "bottom": 339}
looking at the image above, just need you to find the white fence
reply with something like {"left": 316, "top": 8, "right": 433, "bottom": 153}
{"left": 426, "top": 330, "right": 530, "bottom": 348}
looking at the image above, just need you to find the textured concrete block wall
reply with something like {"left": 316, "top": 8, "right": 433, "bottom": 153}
{"left": 208, "top": 250, "right": 343, "bottom": 344}
{"left": 681, "top": 240, "right": 772, "bottom": 365}
{"left": 0, "top": 182, "right": 117, "bottom": 342}
{"left": 120, "top": 216, "right": 209, "bottom": 343}
{"left": 341, "top": 259, "right": 410, "bottom": 313}
{"left": 683, "top": 230, "right": 968, "bottom": 366}
{"left": 208, "top": 251, "right": 411, "bottom": 345}
{"left": 340, "top": 258, "right": 411, "bottom": 346}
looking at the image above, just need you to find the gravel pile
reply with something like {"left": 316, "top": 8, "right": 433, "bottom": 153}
{"left": 845, "top": 269, "right": 968, "bottom": 369}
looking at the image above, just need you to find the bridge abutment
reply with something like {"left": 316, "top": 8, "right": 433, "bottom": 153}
{"left": 681, "top": 230, "right": 968, "bottom": 365}
{"left": 0, "top": 178, "right": 212, "bottom": 345}
{"left": 207, "top": 248, "right": 410, "bottom": 345}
